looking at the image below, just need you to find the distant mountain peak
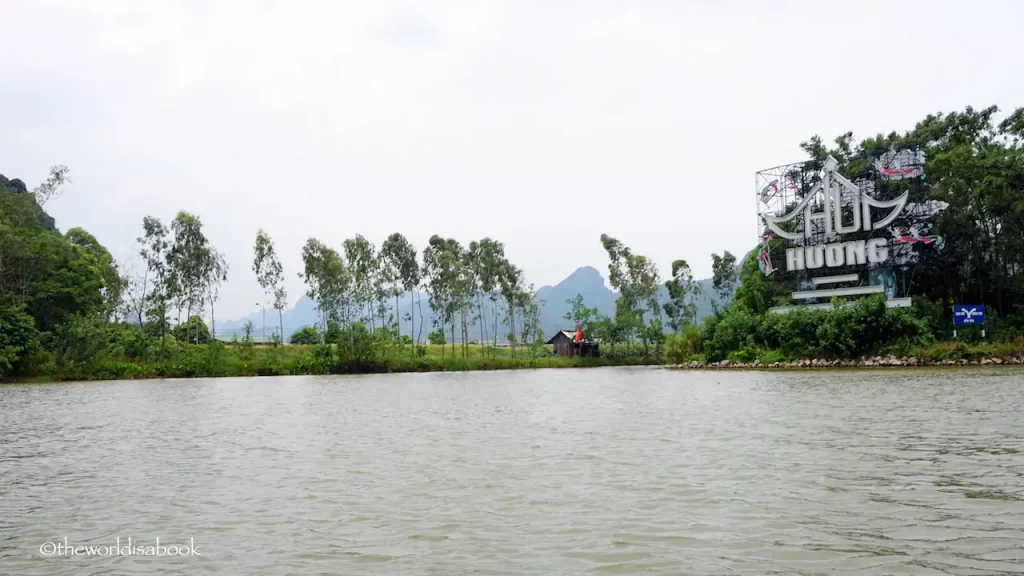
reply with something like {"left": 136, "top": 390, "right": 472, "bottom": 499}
{"left": 556, "top": 266, "right": 606, "bottom": 290}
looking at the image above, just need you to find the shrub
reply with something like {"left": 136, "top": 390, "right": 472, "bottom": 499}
{"left": 704, "top": 294, "right": 932, "bottom": 361}
{"left": 726, "top": 345, "right": 760, "bottom": 364}
{"left": 289, "top": 326, "right": 320, "bottom": 345}
{"left": 665, "top": 324, "right": 703, "bottom": 364}
{"left": 173, "top": 316, "right": 211, "bottom": 344}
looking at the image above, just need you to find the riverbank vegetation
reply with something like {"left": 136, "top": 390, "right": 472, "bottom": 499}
{"left": 3, "top": 104, "right": 1024, "bottom": 381}
{"left": 664, "top": 105, "right": 1024, "bottom": 366}
{"left": 0, "top": 170, "right": 655, "bottom": 381}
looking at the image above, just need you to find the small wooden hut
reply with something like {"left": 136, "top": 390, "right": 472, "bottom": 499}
{"left": 546, "top": 330, "right": 599, "bottom": 357}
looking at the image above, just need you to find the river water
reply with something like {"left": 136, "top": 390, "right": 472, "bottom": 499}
{"left": 2, "top": 367, "right": 1024, "bottom": 575}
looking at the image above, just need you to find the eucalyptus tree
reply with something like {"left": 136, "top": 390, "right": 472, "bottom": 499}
{"left": 600, "top": 234, "right": 663, "bottom": 356}
{"left": 521, "top": 285, "right": 545, "bottom": 358}
{"left": 205, "top": 249, "right": 229, "bottom": 340}
{"left": 564, "top": 293, "right": 598, "bottom": 334}
{"left": 498, "top": 260, "right": 525, "bottom": 358}
{"left": 30, "top": 164, "right": 70, "bottom": 207}
{"left": 380, "top": 233, "right": 419, "bottom": 345}
{"left": 253, "top": 229, "right": 286, "bottom": 342}
{"left": 120, "top": 256, "right": 149, "bottom": 328}
{"left": 711, "top": 251, "right": 738, "bottom": 308}
{"left": 421, "top": 235, "right": 469, "bottom": 358}
{"left": 299, "top": 238, "right": 348, "bottom": 341}
{"left": 168, "top": 211, "right": 211, "bottom": 333}
{"left": 626, "top": 252, "right": 661, "bottom": 357}
{"left": 343, "top": 235, "right": 377, "bottom": 330}
{"left": 663, "top": 259, "right": 698, "bottom": 331}
{"left": 476, "top": 238, "right": 506, "bottom": 353}
{"left": 421, "top": 236, "right": 450, "bottom": 359}
{"left": 138, "top": 216, "right": 171, "bottom": 344}
{"left": 465, "top": 241, "right": 489, "bottom": 355}
{"left": 600, "top": 234, "right": 640, "bottom": 344}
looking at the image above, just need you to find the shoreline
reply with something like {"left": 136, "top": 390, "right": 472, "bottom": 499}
{"left": 666, "top": 355, "right": 1024, "bottom": 370}
{"left": 1, "top": 357, "right": 660, "bottom": 385}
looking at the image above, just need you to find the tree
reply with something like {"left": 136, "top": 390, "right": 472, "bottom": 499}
{"left": 663, "top": 259, "right": 698, "bottom": 331}
{"left": 168, "top": 211, "right": 211, "bottom": 333}
{"left": 564, "top": 293, "right": 598, "bottom": 334}
{"left": 120, "top": 256, "right": 149, "bottom": 328}
{"left": 31, "top": 165, "right": 71, "bottom": 207}
{"left": 253, "top": 229, "right": 285, "bottom": 343}
{"left": 205, "top": 250, "right": 229, "bottom": 340}
{"left": 0, "top": 302, "right": 38, "bottom": 377}
{"left": 711, "top": 251, "right": 738, "bottom": 307}
{"left": 380, "top": 233, "right": 418, "bottom": 345}
{"left": 521, "top": 285, "right": 545, "bottom": 358}
{"left": 65, "top": 227, "right": 123, "bottom": 324}
{"left": 498, "top": 260, "right": 524, "bottom": 358}
{"left": 343, "top": 235, "right": 378, "bottom": 329}
{"left": 299, "top": 238, "right": 349, "bottom": 342}
{"left": 476, "top": 238, "right": 506, "bottom": 353}
{"left": 421, "top": 236, "right": 468, "bottom": 359}
{"left": 173, "top": 315, "right": 211, "bottom": 344}
{"left": 138, "top": 216, "right": 171, "bottom": 345}
{"left": 290, "top": 326, "right": 320, "bottom": 345}
{"left": 427, "top": 329, "right": 446, "bottom": 346}
{"left": 600, "top": 234, "right": 661, "bottom": 356}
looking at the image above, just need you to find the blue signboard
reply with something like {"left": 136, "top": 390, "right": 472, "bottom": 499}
{"left": 953, "top": 305, "right": 985, "bottom": 325}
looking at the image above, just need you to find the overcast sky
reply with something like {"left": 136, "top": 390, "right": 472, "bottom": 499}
{"left": 2, "top": 0, "right": 1022, "bottom": 321}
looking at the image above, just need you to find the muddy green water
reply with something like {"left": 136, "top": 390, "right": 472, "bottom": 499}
{"left": 2, "top": 367, "right": 1023, "bottom": 575}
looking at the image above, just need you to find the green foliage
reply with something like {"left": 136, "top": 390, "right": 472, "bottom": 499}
{"left": 733, "top": 249, "right": 789, "bottom": 315}
{"left": 427, "top": 329, "right": 446, "bottom": 345}
{"left": 0, "top": 302, "right": 39, "bottom": 376}
{"left": 663, "top": 259, "right": 698, "bottom": 331}
{"left": 173, "top": 316, "right": 211, "bottom": 344}
{"left": 710, "top": 251, "right": 738, "bottom": 306}
{"left": 703, "top": 295, "right": 932, "bottom": 361}
{"left": 665, "top": 324, "right": 702, "bottom": 364}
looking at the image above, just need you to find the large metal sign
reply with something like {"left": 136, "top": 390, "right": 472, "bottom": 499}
{"left": 756, "top": 152, "right": 946, "bottom": 313}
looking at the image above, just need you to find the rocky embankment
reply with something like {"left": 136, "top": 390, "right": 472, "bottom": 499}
{"left": 667, "top": 355, "right": 1024, "bottom": 370}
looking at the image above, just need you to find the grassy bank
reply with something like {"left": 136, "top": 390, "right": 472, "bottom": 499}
{"left": 6, "top": 342, "right": 658, "bottom": 383}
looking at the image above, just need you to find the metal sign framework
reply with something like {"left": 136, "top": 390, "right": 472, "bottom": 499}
{"left": 755, "top": 151, "right": 945, "bottom": 313}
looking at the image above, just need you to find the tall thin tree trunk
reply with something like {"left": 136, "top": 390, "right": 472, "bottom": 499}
{"left": 477, "top": 294, "right": 486, "bottom": 358}
{"left": 416, "top": 292, "right": 424, "bottom": 346}
{"left": 410, "top": 290, "right": 415, "bottom": 348}
{"left": 508, "top": 304, "right": 516, "bottom": 359}
{"left": 279, "top": 307, "right": 284, "bottom": 346}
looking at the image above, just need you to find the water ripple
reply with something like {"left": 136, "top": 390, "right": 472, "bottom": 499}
{"left": 1, "top": 367, "right": 1023, "bottom": 574}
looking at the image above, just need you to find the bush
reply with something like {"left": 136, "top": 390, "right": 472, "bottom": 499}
{"left": 665, "top": 324, "right": 702, "bottom": 364}
{"left": 704, "top": 295, "right": 932, "bottom": 361}
{"left": 289, "top": 326, "right": 320, "bottom": 345}
{"left": 757, "top": 349, "right": 787, "bottom": 365}
{"left": 173, "top": 316, "right": 211, "bottom": 344}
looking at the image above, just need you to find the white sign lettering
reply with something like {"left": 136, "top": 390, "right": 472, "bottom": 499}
{"left": 784, "top": 238, "right": 888, "bottom": 272}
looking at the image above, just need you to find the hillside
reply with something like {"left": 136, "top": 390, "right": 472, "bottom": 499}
{"left": 219, "top": 266, "right": 718, "bottom": 341}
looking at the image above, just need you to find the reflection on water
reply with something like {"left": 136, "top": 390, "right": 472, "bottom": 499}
{"left": 2, "top": 367, "right": 1023, "bottom": 575}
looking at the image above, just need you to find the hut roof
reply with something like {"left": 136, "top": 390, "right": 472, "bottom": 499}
{"left": 545, "top": 330, "right": 600, "bottom": 345}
